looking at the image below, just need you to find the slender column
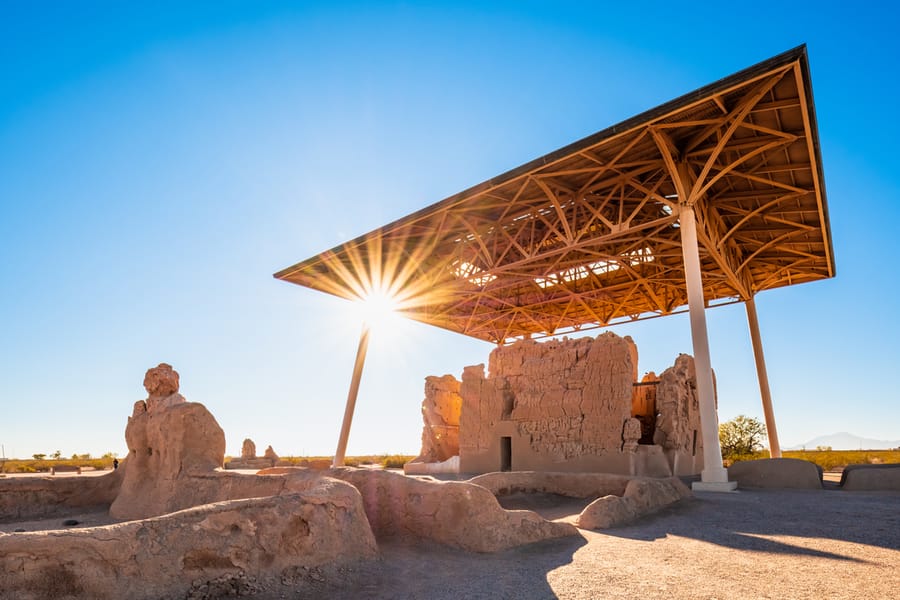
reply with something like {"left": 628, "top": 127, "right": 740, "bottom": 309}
{"left": 745, "top": 296, "right": 782, "bottom": 458}
{"left": 679, "top": 204, "right": 733, "bottom": 488}
{"left": 333, "top": 323, "right": 372, "bottom": 467}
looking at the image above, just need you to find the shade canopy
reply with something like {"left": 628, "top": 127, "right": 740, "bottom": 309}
{"left": 275, "top": 45, "right": 833, "bottom": 344}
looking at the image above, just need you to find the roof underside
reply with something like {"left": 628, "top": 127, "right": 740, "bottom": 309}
{"left": 275, "top": 46, "right": 834, "bottom": 344}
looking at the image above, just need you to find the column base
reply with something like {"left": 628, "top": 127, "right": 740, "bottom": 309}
{"left": 692, "top": 480, "right": 738, "bottom": 492}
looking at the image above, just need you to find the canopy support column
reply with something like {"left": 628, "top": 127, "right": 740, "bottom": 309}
{"left": 679, "top": 204, "right": 737, "bottom": 491}
{"left": 746, "top": 296, "right": 782, "bottom": 458}
{"left": 333, "top": 323, "right": 371, "bottom": 467}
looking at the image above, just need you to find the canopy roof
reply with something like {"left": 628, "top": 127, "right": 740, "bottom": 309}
{"left": 275, "top": 46, "right": 834, "bottom": 344}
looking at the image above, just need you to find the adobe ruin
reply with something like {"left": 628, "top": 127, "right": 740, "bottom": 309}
{"left": 408, "top": 332, "right": 705, "bottom": 477}
{"left": 3, "top": 362, "right": 696, "bottom": 598}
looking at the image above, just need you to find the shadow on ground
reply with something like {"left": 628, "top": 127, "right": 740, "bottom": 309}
{"left": 281, "top": 535, "right": 589, "bottom": 600}
{"left": 599, "top": 488, "right": 900, "bottom": 561}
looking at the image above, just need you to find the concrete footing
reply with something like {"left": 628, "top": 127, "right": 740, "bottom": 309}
{"left": 692, "top": 480, "right": 738, "bottom": 492}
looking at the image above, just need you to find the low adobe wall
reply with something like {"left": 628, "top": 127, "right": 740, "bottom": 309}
{"left": 0, "top": 469, "right": 124, "bottom": 522}
{"left": 0, "top": 478, "right": 376, "bottom": 600}
{"left": 468, "top": 471, "right": 692, "bottom": 530}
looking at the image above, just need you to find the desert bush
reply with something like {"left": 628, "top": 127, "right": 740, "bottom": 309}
{"left": 723, "top": 450, "right": 770, "bottom": 466}
{"left": 719, "top": 415, "right": 766, "bottom": 460}
{"left": 380, "top": 455, "right": 414, "bottom": 469}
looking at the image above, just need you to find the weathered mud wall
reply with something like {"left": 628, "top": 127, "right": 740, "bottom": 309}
{"left": 0, "top": 479, "right": 377, "bottom": 600}
{"left": 653, "top": 354, "right": 705, "bottom": 475}
{"left": 0, "top": 470, "right": 123, "bottom": 522}
{"left": 452, "top": 333, "right": 706, "bottom": 476}
{"left": 458, "top": 333, "right": 675, "bottom": 474}
{"left": 414, "top": 375, "right": 461, "bottom": 463}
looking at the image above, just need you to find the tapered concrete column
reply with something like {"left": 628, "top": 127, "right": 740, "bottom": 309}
{"left": 333, "top": 323, "right": 371, "bottom": 467}
{"left": 746, "top": 296, "right": 782, "bottom": 458}
{"left": 679, "top": 204, "right": 736, "bottom": 491}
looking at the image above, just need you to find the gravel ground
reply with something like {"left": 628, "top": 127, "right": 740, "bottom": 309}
{"left": 250, "top": 487, "right": 899, "bottom": 600}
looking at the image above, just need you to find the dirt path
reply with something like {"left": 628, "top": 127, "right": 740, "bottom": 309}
{"left": 250, "top": 488, "right": 900, "bottom": 600}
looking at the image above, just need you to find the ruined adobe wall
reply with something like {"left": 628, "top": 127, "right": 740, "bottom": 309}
{"left": 653, "top": 354, "right": 705, "bottom": 474}
{"left": 414, "top": 375, "right": 462, "bottom": 463}
{"left": 460, "top": 333, "right": 637, "bottom": 464}
{"left": 418, "top": 332, "right": 705, "bottom": 476}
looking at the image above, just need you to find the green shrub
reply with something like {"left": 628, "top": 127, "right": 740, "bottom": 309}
{"left": 719, "top": 415, "right": 766, "bottom": 460}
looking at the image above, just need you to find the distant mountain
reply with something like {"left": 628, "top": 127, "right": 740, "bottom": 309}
{"left": 787, "top": 432, "right": 900, "bottom": 451}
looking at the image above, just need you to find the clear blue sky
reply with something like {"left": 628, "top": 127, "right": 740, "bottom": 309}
{"left": 2, "top": 1, "right": 898, "bottom": 459}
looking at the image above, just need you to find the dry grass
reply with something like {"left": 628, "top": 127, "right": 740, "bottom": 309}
{"left": 0, "top": 458, "right": 114, "bottom": 473}
{"left": 275, "top": 455, "right": 416, "bottom": 469}
{"left": 728, "top": 449, "right": 900, "bottom": 470}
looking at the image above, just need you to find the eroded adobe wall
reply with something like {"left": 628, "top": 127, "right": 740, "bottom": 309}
{"left": 415, "top": 375, "right": 462, "bottom": 462}
{"left": 460, "top": 333, "right": 642, "bottom": 472}
{"left": 653, "top": 354, "right": 705, "bottom": 475}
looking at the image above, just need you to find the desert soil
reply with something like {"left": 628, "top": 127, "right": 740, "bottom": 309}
{"left": 250, "top": 487, "right": 899, "bottom": 600}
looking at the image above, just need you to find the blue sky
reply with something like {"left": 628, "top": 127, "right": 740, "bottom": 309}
{"left": 2, "top": 2, "right": 898, "bottom": 459}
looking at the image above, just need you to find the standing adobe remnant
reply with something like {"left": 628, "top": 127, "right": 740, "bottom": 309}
{"left": 653, "top": 354, "right": 705, "bottom": 475}
{"left": 406, "top": 331, "right": 707, "bottom": 477}
{"left": 111, "top": 364, "right": 226, "bottom": 519}
{"left": 241, "top": 438, "right": 257, "bottom": 459}
{"left": 263, "top": 445, "right": 279, "bottom": 461}
{"left": 459, "top": 332, "right": 662, "bottom": 474}
{"left": 413, "top": 375, "right": 462, "bottom": 463}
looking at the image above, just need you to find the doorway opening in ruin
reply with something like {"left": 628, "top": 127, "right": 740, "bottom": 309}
{"left": 631, "top": 381, "right": 659, "bottom": 445}
{"left": 500, "top": 437, "right": 512, "bottom": 471}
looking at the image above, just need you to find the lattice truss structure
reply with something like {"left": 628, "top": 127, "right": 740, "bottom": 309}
{"left": 276, "top": 46, "right": 834, "bottom": 344}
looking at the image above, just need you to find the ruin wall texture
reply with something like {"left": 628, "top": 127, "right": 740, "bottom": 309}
{"left": 453, "top": 333, "right": 706, "bottom": 476}
{"left": 458, "top": 333, "right": 655, "bottom": 473}
{"left": 653, "top": 353, "right": 705, "bottom": 475}
{"left": 414, "top": 375, "right": 462, "bottom": 462}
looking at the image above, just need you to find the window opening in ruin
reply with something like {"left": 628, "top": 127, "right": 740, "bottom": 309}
{"left": 631, "top": 381, "right": 658, "bottom": 445}
{"left": 500, "top": 437, "right": 512, "bottom": 471}
{"left": 692, "top": 430, "right": 698, "bottom": 457}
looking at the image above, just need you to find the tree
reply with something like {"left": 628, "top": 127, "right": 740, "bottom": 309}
{"left": 719, "top": 415, "right": 767, "bottom": 459}
{"left": 32, "top": 453, "right": 46, "bottom": 460}
{"left": 51, "top": 450, "right": 62, "bottom": 460}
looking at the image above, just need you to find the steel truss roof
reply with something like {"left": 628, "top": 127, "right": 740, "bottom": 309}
{"left": 275, "top": 46, "right": 834, "bottom": 344}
